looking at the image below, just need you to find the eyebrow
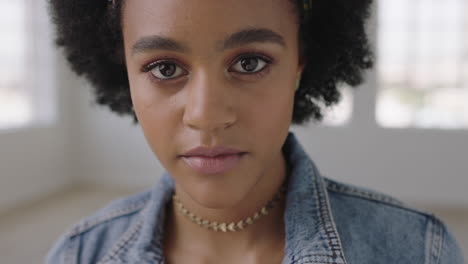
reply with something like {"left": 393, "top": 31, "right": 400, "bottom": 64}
{"left": 131, "top": 27, "right": 286, "bottom": 56}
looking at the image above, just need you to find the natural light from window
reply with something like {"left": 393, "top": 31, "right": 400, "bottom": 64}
{"left": 0, "top": 1, "right": 33, "bottom": 129}
{"left": 0, "top": 1, "right": 56, "bottom": 131}
{"left": 377, "top": 0, "right": 468, "bottom": 129}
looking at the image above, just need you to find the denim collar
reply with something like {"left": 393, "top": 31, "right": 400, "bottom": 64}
{"left": 117, "top": 132, "right": 347, "bottom": 264}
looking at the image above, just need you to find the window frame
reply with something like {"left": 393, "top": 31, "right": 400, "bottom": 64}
{"left": 0, "top": 0, "right": 57, "bottom": 132}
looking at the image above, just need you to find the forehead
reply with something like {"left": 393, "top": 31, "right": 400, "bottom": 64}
{"left": 122, "top": 0, "right": 298, "bottom": 51}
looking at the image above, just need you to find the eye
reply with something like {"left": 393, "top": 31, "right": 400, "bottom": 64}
{"left": 230, "top": 55, "right": 271, "bottom": 74}
{"left": 143, "top": 60, "right": 187, "bottom": 80}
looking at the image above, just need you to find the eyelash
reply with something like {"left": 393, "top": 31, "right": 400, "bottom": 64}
{"left": 141, "top": 52, "right": 274, "bottom": 84}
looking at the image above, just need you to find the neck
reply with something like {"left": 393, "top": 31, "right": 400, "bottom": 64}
{"left": 164, "top": 151, "right": 288, "bottom": 257}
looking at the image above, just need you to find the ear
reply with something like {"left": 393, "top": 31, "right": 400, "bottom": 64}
{"left": 296, "top": 64, "right": 304, "bottom": 81}
{"left": 295, "top": 66, "right": 304, "bottom": 91}
{"left": 297, "top": 60, "right": 305, "bottom": 78}
{"left": 295, "top": 60, "right": 305, "bottom": 91}
{"left": 297, "top": 70, "right": 302, "bottom": 79}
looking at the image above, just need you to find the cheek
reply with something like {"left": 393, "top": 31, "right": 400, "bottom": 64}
{"left": 129, "top": 77, "right": 180, "bottom": 162}
{"left": 128, "top": 74, "right": 159, "bottom": 114}
{"left": 243, "top": 78, "right": 295, "bottom": 133}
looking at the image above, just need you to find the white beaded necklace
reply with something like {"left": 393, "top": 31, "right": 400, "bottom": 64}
{"left": 172, "top": 184, "right": 287, "bottom": 232}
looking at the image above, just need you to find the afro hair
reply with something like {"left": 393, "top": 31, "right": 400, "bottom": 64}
{"left": 48, "top": 0, "right": 374, "bottom": 125}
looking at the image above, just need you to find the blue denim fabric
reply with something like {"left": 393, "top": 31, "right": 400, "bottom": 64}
{"left": 46, "top": 132, "right": 465, "bottom": 264}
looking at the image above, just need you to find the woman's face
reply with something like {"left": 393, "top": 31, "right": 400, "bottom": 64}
{"left": 122, "top": 0, "right": 303, "bottom": 208}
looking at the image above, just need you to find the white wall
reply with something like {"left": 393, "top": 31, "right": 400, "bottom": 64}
{"left": 0, "top": 54, "right": 78, "bottom": 213}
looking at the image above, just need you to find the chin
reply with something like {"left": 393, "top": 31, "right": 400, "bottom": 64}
{"left": 189, "top": 182, "right": 248, "bottom": 209}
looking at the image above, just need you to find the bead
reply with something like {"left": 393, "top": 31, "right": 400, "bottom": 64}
{"left": 253, "top": 212, "right": 260, "bottom": 220}
{"left": 173, "top": 181, "right": 286, "bottom": 232}
{"left": 219, "top": 223, "right": 227, "bottom": 232}
{"left": 228, "top": 222, "right": 236, "bottom": 232}
{"left": 211, "top": 222, "right": 218, "bottom": 231}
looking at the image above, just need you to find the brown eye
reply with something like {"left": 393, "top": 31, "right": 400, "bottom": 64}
{"left": 230, "top": 56, "right": 270, "bottom": 74}
{"left": 156, "top": 63, "right": 176, "bottom": 77}
{"left": 144, "top": 61, "right": 187, "bottom": 80}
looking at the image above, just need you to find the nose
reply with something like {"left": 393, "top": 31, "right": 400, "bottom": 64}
{"left": 182, "top": 73, "right": 237, "bottom": 132}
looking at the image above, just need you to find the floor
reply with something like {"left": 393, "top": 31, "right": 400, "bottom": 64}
{"left": 0, "top": 185, "right": 137, "bottom": 264}
{"left": 0, "top": 186, "right": 466, "bottom": 263}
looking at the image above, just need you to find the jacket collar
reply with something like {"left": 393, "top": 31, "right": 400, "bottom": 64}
{"left": 281, "top": 132, "right": 347, "bottom": 264}
{"left": 109, "top": 132, "right": 347, "bottom": 264}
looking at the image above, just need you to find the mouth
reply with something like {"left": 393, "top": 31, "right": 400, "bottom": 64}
{"left": 182, "top": 146, "right": 246, "bottom": 157}
{"left": 181, "top": 153, "right": 247, "bottom": 175}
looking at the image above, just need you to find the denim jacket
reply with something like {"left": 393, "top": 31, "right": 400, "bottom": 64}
{"left": 46, "top": 132, "right": 465, "bottom": 264}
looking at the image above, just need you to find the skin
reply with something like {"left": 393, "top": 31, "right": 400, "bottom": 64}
{"left": 121, "top": 0, "right": 304, "bottom": 263}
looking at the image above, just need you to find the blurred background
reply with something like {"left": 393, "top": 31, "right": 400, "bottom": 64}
{"left": 1, "top": 0, "right": 467, "bottom": 263}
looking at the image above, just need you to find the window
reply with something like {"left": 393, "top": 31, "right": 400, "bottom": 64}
{"left": 377, "top": 0, "right": 468, "bottom": 129}
{"left": 0, "top": 0, "right": 56, "bottom": 130}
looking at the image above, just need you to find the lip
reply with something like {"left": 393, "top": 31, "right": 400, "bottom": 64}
{"left": 181, "top": 146, "right": 247, "bottom": 174}
{"left": 182, "top": 146, "right": 245, "bottom": 157}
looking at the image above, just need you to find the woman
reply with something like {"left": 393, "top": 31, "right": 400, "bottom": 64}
{"left": 46, "top": 0, "right": 464, "bottom": 263}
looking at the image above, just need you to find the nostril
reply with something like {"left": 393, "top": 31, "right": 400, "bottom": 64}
{"left": 182, "top": 108, "right": 237, "bottom": 132}
{"left": 223, "top": 120, "right": 235, "bottom": 129}
{"left": 182, "top": 86, "right": 237, "bottom": 131}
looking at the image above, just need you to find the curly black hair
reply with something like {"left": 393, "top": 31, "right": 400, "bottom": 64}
{"left": 48, "top": 0, "right": 374, "bottom": 125}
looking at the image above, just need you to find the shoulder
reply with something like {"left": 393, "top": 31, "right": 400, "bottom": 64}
{"left": 323, "top": 177, "right": 465, "bottom": 264}
{"left": 45, "top": 189, "right": 152, "bottom": 264}
{"left": 66, "top": 190, "right": 151, "bottom": 237}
